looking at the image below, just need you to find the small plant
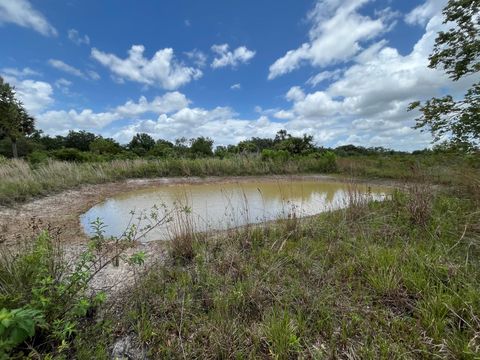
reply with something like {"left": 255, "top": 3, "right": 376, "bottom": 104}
{"left": 406, "top": 183, "right": 433, "bottom": 226}
{"left": 0, "top": 308, "right": 44, "bottom": 357}
{"left": 263, "top": 309, "right": 301, "bottom": 359}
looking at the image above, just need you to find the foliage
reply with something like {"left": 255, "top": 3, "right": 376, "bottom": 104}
{"left": 0, "top": 77, "right": 35, "bottom": 158}
{"left": 52, "top": 148, "right": 88, "bottom": 162}
{"left": 261, "top": 149, "right": 290, "bottom": 161}
{"left": 129, "top": 133, "right": 155, "bottom": 155}
{"left": 99, "top": 185, "right": 480, "bottom": 358}
{"left": 0, "top": 308, "right": 44, "bottom": 357}
{"left": 189, "top": 136, "right": 213, "bottom": 157}
{"left": 64, "top": 130, "right": 97, "bottom": 152}
{"left": 89, "top": 137, "right": 122, "bottom": 155}
{"left": 410, "top": 0, "right": 479, "bottom": 149}
{"left": 0, "top": 212, "right": 159, "bottom": 357}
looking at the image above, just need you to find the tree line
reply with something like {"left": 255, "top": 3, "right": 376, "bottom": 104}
{"left": 1, "top": 0, "right": 478, "bottom": 161}
{"left": 0, "top": 126, "right": 412, "bottom": 163}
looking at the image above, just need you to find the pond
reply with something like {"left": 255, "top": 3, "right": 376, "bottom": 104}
{"left": 80, "top": 178, "right": 391, "bottom": 242}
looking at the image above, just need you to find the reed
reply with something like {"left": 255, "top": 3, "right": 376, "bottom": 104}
{"left": 0, "top": 157, "right": 337, "bottom": 205}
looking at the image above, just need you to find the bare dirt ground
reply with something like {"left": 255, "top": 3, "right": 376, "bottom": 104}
{"left": 0, "top": 174, "right": 396, "bottom": 294}
{"left": 0, "top": 174, "right": 360, "bottom": 246}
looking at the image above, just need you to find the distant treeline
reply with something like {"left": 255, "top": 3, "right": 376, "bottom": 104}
{"left": 0, "top": 128, "right": 447, "bottom": 163}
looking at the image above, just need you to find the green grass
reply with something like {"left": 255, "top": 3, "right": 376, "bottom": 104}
{"left": 0, "top": 156, "right": 336, "bottom": 205}
{"left": 0, "top": 153, "right": 478, "bottom": 206}
{"left": 1, "top": 154, "right": 479, "bottom": 358}
{"left": 78, "top": 185, "right": 480, "bottom": 359}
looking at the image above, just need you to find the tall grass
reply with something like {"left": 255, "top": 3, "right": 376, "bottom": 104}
{"left": 0, "top": 157, "right": 336, "bottom": 205}
{"left": 98, "top": 188, "right": 480, "bottom": 359}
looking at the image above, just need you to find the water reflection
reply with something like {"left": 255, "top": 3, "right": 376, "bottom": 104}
{"left": 80, "top": 179, "right": 390, "bottom": 242}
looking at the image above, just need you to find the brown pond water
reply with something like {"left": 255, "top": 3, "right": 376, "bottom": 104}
{"left": 80, "top": 179, "right": 391, "bottom": 242}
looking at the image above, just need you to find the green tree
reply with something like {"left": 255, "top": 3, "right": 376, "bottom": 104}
{"left": 149, "top": 139, "right": 174, "bottom": 158}
{"left": 89, "top": 137, "right": 122, "bottom": 155}
{"left": 65, "top": 130, "right": 97, "bottom": 151}
{"left": 0, "top": 77, "right": 35, "bottom": 158}
{"left": 409, "top": 0, "right": 479, "bottom": 150}
{"left": 190, "top": 136, "right": 213, "bottom": 157}
{"left": 128, "top": 133, "right": 155, "bottom": 156}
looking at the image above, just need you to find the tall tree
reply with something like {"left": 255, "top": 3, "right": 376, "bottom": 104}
{"left": 129, "top": 133, "right": 155, "bottom": 156}
{"left": 409, "top": 0, "right": 479, "bottom": 150}
{"left": 0, "top": 77, "right": 35, "bottom": 158}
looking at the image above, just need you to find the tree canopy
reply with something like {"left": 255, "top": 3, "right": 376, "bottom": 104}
{"left": 0, "top": 77, "right": 35, "bottom": 157}
{"left": 409, "top": 0, "right": 479, "bottom": 150}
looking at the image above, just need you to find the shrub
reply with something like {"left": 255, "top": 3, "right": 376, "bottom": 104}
{"left": 261, "top": 149, "right": 290, "bottom": 161}
{"left": 321, "top": 151, "right": 337, "bottom": 172}
{"left": 52, "top": 148, "right": 87, "bottom": 162}
{"left": 0, "top": 308, "right": 45, "bottom": 357}
{"left": 27, "top": 150, "right": 49, "bottom": 165}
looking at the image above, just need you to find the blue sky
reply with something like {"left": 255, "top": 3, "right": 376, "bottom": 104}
{"left": 0, "top": 0, "right": 472, "bottom": 150}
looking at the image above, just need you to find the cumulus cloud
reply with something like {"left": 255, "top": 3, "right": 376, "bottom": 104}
{"left": 270, "top": 3, "right": 478, "bottom": 150}
{"left": 0, "top": 73, "right": 54, "bottom": 114}
{"left": 211, "top": 44, "right": 256, "bottom": 69}
{"left": 38, "top": 109, "right": 119, "bottom": 133}
{"left": 230, "top": 83, "right": 241, "bottom": 90}
{"left": 36, "top": 92, "right": 192, "bottom": 135}
{"left": 0, "top": 0, "right": 57, "bottom": 36}
{"left": 115, "top": 92, "right": 190, "bottom": 117}
{"left": 268, "top": 0, "right": 393, "bottom": 79}
{"left": 405, "top": 0, "right": 447, "bottom": 26}
{"left": 68, "top": 29, "right": 90, "bottom": 46}
{"left": 110, "top": 109, "right": 283, "bottom": 146}
{"left": 91, "top": 45, "right": 202, "bottom": 89}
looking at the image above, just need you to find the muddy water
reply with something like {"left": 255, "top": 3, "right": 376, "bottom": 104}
{"left": 80, "top": 179, "right": 390, "bottom": 242}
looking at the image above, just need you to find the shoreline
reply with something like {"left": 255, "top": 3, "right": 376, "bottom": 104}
{"left": 0, "top": 174, "right": 400, "bottom": 246}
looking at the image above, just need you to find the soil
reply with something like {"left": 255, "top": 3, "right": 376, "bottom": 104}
{"left": 0, "top": 174, "right": 375, "bottom": 246}
{"left": 0, "top": 174, "right": 398, "bottom": 294}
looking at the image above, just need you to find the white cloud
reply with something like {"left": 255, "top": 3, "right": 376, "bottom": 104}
{"left": 185, "top": 49, "right": 207, "bottom": 67}
{"left": 115, "top": 92, "right": 190, "bottom": 117}
{"left": 230, "top": 83, "right": 241, "bottom": 90}
{"left": 36, "top": 92, "right": 192, "bottom": 134}
{"left": 307, "top": 69, "right": 343, "bottom": 87}
{"left": 48, "top": 59, "right": 85, "bottom": 78}
{"left": 91, "top": 45, "right": 202, "bottom": 89}
{"left": 405, "top": 0, "right": 447, "bottom": 26}
{"left": 48, "top": 59, "right": 99, "bottom": 80}
{"left": 38, "top": 109, "right": 119, "bottom": 133}
{"left": 68, "top": 29, "right": 90, "bottom": 46}
{"left": 0, "top": 0, "right": 57, "bottom": 36}
{"left": 86, "top": 70, "right": 100, "bottom": 81}
{"left": 1, "top": 73, "right": 54, "bottom": 114}
{"left": 0, "top": 67, "right": 41, "bottom": 78}
{"left": 268, "top": 0, "right": 392, "bottom": 79}
{"left": 273, "top": 110, "right": 295, "bottom": 120}
{"left": 211, "top": 44, "right": 256, "bottom": 69}
{"left": 269, "top": 3, "right": 478, "bottom": 151}
{"left": 286, "top": 86, "right": 305, "bottom": 102}
{"left": 54, "top": 78, "right": 72, "bottom": 94}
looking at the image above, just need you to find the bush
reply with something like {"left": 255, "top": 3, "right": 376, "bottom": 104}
{"left": 261, "top": 149, "right": 290, "bottom": 161}
{"left": 27, "top": 151, "right": 49, "bottom": 165}
{"left": 321, "top": 151, "right": 337, "bottom": 172}
{"left": 52, "top": 148, "right": 88, "bottom": 162}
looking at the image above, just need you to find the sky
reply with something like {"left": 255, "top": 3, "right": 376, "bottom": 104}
{"left": 0, "top": 0, "right": 475, "bottom": 150}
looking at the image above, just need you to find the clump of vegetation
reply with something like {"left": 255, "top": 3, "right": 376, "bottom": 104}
{"left": 0, "top": 212, "right": 163, "bottom": 358}
{"left": 86, "top": 185, "right": 478, "bottom": 359}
